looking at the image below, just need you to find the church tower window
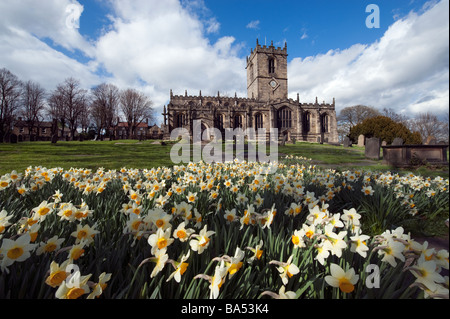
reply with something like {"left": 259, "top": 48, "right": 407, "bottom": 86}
{"left": 268, "top": 58, "right": 275, "bottom": 74}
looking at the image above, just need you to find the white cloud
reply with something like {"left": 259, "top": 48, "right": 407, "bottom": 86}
{"left": 288, "top": 0, "right": 449, "bottom": 117}
{"left": 0, "top": 0, "right": 245, "bottom": 125}
{"left": 205, "top": 17, "right": 221, "bottom": 34}
{"left": 94, "top": 0, "right": 246, "bottom": 123}
{"left": 246, "top": 20, "right": 260, "bottom": 30}
{"left": 300, "top": 30, "right": 308, "bottom": 40}
{"left": 0, "top": 0, "right": 99, "bottom": 90}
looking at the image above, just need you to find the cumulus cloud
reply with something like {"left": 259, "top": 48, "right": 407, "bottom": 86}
{"left": 288, "top": 0, "right": 449, "bottom": 117}
{"left": 0, "top": 0, "right": 100, "bottom": 92}
{"left": 94, "top": 0, "right": 246, "bottom": 122}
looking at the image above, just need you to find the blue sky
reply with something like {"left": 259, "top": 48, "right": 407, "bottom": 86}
{"left": 0, "top": 0, "right": 448, "bottom": 124}
{"left": 76, "top": 0, "right": 430, "bottom": 58}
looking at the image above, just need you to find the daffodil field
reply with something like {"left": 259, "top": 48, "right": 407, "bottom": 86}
{"left": 0, "top": 156, "right": 448, "bottom": 299}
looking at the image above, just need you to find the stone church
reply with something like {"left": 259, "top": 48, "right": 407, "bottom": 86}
{"left": 162, "top": 40, "right": 338, "bottom": 143}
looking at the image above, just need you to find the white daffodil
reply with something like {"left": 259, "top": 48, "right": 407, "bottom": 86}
{"left": 409, "top": 255, "right": 446, "bottom": 293}
{"left": 0, "top": 233, "right": 37, "bottom": 273}
{"left": 270, "top": 255, "right": 300, "bottom": 285}
{"left": 189, "top": 225, "right": 215, "bottom": 254}
{"left": 167, "top": 251, "right": 190, "bottom": 283}
{"left": 173, "top": 222, "right": 195, "bottom": 242}
{"left": 350, "top": 233, "right": 371, "bottom": 258}
{"left": 148, "top": 227, "right": 174, "bottom": 255}
{"left": 325, "top": 263, "right": 359, "bottom": 293}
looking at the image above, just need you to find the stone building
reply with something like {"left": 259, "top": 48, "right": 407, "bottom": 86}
{"left": 163, "top": 40, "right": 338, "bottom": 143}
{"left": 11, "top": 118, "right": 71, "bottom": 141}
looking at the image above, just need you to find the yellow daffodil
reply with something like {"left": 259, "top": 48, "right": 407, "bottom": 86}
{"left": 0, "top": 210, "right": 13, "bottom": 234}
{"left": 45, "top": 259, "right": 71, "bottom": 288}
{"left": 408, "top": 255, "right": 446, "bottom": 293}
{"left": 70, "top": 223, "right": 99, "bottom": 244}
{"left": 325, "top": 263, "right": 359, "bottom": 293}
{"left": 36, "top": 235, "right": 65, "bottom": 255}
{"left": 147, "top": 208, "right": 172, "bottom": 230}
{"left": 68, "top": 240, "right": 87, "bottom": 260}
{"left": 189, "top": 225, "right": 215, "bottom": 254}
{"left": 270, "top": 255, "right": 300, "bottom": 285}
{"left": 148, "top": 227, "right": 174, "bottom": 254}
{"left": 246, "top": 240, "right": 264, "bottom": 262}
{"left": 361, "top": 185, "right": 374, "bottom": 196}
{"left": 173, "top": 222, "right": 195, "bottom": 242}
{"left": 87, "top": 272, "right": 112, "bottom": 299}
{"left": 150, "top": 248, "right": 169, "bottom": 278}
{"left": 32, "top": 200, "right": 53, "bottom": 222}
{"left": 226, "top": 247, "right": 245, "bottom": 278}
{"left": 0, "top": 233, "right": 36, "bottom": 273}
{"left": 349, "top": 233, "right": 371, "bottom": 258}
{"left": 55, "top": 271, "right": 91, "bottom": 299}
{"left": 167, "top": 251, "right": 190, "bottom": 283}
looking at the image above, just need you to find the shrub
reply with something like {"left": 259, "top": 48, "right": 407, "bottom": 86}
{"left": 349, "top": 116, "right": 422, "bottom": 145}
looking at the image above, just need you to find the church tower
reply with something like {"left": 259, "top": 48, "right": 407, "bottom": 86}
{"left": 246, "top": 39, "right": 288, "bottom": 101}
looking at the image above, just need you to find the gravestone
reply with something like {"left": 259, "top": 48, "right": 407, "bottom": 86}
{"left": 9, "top": 134, "right": 17, "bottom": 144}
{"left": 381, "top": 140, "right": 387, "bottom": 146}
{"left": 357, "top": 134, "right": 365, "bottom": 147}
{"left": 343, "top": 136, "right": 352, "bottom": 147}
{"left": 392, "top": 137, "right": 404, "bottom": 146}
{"left": 365, "top": 137, "right": 381, "bottom": 160}
{"left": 51, "top": 134, "right": 58, "bottom": 144}
{"left": 425, "top": 136, "right": 437, "bottom": 145}
{"left": 280, "top": 133, "right": 287, "bottom": 146}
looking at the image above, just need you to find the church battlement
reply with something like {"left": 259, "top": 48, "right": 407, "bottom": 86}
{"left": 298, "top": 96, "right": 336, "bottom": 109}
{"left": 169, "top": 89, "right": 257, "bottom": 106}
{"left": 248, "top": 39, "right": 287, "bottom": 61}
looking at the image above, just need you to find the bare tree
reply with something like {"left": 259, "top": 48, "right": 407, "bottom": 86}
{"left": 48, "top": 78, "right": 88, "bottom": 140}
{"left": 0, "top": 68, "right": 22, "bottom": 142}
{"left": 20, "top": 80, "right": 46, "bottom": 140}
{"left": 337, "top": 105, "right": 380, "bottom": 141}
{"left": 90, "top": 83, "right": 120, "bottom": 139}
{"left": 381, "top": 107, "right": 410, "bottom": 126}
{"left": 412, "top": 112, "right": 449, "bottom": 143}
{"left": 119, "top": 88, "right": 154, "bottom": 139}
{"left": 47, "top": 87, "right": 66, "bottom": 139}
{"left": 338, "top": 105, "right": 381, "bottom": 127}
{"left": 79, "top": 98, "right": 91, "bottom": 135}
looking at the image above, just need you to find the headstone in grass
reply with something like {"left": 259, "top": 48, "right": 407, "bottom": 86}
{"left": 51, "top": 134, "right": 58, "bottom": 144}
{"left": 365, "top": 137, "right": 381, "bottom": 160}
{"left": 343, "top": 136, "right": 352, "bottom": 147}
{"left": 357, "top": 134, "right": 365, "bottom": 147}
{"left": 392, "top": 137, "right": 404, "bottom": 146}
{"left": 9, "top": 133, "right": 17, "bottom": 143}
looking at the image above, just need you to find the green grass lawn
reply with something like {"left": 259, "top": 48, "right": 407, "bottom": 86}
{"left": 0, "top": 140, "right": 448, "bottom": 178}
{"left": 0, "top": 140, "right": 174, "bottom": 174}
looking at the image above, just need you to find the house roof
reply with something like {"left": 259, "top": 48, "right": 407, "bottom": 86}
{"left": 116, "top": 122, "right": 149, "bottom": 128}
